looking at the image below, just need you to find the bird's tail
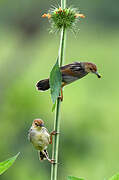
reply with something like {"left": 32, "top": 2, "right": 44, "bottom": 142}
{"left": 38, "top": 150, "right": 49, "bottom": 161}
{"left": 36, "top": 78, "right": 50, "bottom": 91}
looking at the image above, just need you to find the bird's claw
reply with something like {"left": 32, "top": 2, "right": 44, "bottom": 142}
{"left": 51, "top": 130, "right": 60, "bottom": 135}
{"left": 50, "top": 159, "right": 56, "bottom": 164}
{"left": 58, "top": 96, "right": 63, "bottom": 101}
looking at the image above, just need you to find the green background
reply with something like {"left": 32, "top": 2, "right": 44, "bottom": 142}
{"left": 0, "top": 0, "right": 119, "bottom": 180}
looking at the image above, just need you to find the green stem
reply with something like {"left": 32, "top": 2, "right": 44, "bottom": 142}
{"left": 59, "top": 27, "right": 66, "bottom": 67}
{"left": 51, "top": 1, "right": 66, "bottom": 180}
{"left": 61, "top": 0, "right": 66, "bottom": 9}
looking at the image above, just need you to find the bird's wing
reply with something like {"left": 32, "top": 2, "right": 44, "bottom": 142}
{"left": 42, "top": 127, "right": 50, "bottom": 142}
{"left": 60, "top": 62, "right": 83, "bottom": 76}
{"left": 42, "top": 127, "right": 49, "bottom": 135}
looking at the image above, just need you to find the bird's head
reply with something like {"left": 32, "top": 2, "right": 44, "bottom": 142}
{"left": 32, "top": 119, "right": 44, "bottom": 129}
{"left": 83, "top": 62, "right": 101, "bottom": 78}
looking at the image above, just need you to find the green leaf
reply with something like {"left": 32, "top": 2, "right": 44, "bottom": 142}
{"left": 0, "top": 152, "right": 20, "bottom": 175}
{"left": 49, "top": 58, "right": 62, "bottom": 104}
{"left": 67, "top": 176, "right": 84, "bottom": 180}
{"left": 109, "top": 173, "right": 119, "bottom": 180}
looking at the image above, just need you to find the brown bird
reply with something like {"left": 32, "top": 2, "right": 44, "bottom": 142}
{"left": 36, "top": 62, "right": 101, "bottom": 100}
{"left": 28, "top": 119, "right": 57, "bottom": 163}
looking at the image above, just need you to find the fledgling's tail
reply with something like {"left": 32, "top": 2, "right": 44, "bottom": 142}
{"left": 38, "top": 150, "right": 49, "bottom": 161}
{"left": 36, "top": 78, "right": 50, "bottom": 91}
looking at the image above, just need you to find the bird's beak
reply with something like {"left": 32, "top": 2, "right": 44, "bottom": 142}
{"left": 40, "top": 124, "right": 44, "bottom": 127}
{"left": 94, "top": 71, "right": 101, "bottom": 78}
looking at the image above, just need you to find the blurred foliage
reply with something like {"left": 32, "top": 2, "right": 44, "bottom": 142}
{"left": 109, "top": 173, "right": 119, "bottom": 180}
{"left": 0, "top": 0, "right": 119, "bottom": 180}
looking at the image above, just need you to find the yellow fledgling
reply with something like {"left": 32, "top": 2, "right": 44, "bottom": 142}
{"left": 28, "top": 119, "right": 57, "bottom": 163}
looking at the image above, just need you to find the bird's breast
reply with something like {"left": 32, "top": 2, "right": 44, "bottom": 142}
{"left": 29, "top": 128, "right": 50, "bottom": 150}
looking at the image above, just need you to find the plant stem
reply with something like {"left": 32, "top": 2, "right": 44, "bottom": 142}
{"left": 59, "top": 27, "right": 66, "bottom": 67}
{"left": 61, "top": 0, "right": 66, "bottom": 9}
{"left": 51, "top": 1, "right": 66, "bottom": 180}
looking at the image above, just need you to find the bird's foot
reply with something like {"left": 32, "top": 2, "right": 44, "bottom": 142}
{"left": 50, "top": 131, "right": 60, "bottom": 144}
{"left": 58, "top": 95, "right": 63, "bottom": 101}
{"left": 49, "top": 159, "right": 56, "bottom": 164}
{"left": 50, "top": 130, "right": 60, "bottom": 136}
{"left": 58, "top": 88, "right": 63, "bottom": 101}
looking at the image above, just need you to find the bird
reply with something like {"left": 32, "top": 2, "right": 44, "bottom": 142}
{"left": 36, "top": 62, "right": 101, "bottom": 100}
{"left": 28, "top": 119, "right": 57, "bottom": 163}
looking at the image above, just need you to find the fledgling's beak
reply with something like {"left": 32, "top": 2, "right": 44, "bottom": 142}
{"left": 94, "top": 71, "right": 101, "bottom": 78}
{"left": 40, "top": 124, "right": 44, "bottom": 127}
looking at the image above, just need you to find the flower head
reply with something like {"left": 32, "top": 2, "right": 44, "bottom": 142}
{"left": 42, "top": 7, "right": 85, "bottom": 33}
